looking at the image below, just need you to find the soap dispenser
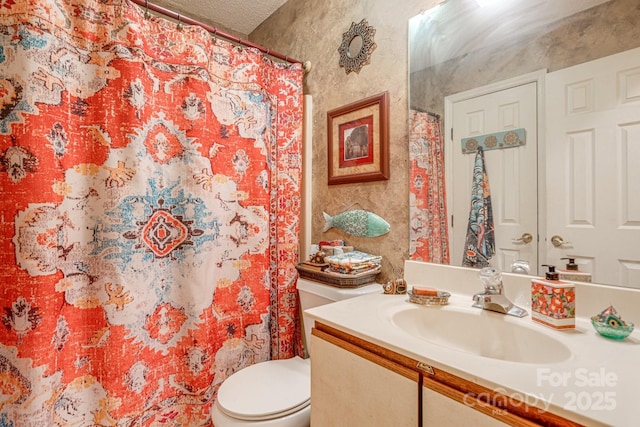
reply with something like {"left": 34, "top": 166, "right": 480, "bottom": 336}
{"left": 558, "top": 257, "right": 592, "bottom": 283}
{"left": 531, "top": 265, "right": 576, "bottom": 329}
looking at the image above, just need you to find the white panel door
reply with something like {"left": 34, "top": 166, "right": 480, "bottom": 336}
{"left": 546, "top": 48, "right": 640, "bottom": 288}
{"left": 448, "top": 81, "right": 539, "bottom": 273}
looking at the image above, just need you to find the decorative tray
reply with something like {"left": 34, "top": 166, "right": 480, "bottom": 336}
{"left": 296, "top": 263, "right": 380, "bottom": 288}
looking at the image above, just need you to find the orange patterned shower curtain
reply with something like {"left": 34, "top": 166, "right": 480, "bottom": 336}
{"left": 409, "top": 110, "right": 450, "bottom": 264}
{"left": 0, "top": 0, "right": 303, "bottom": 424}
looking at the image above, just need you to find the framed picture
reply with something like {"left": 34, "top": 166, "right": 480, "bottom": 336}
{"left": 327, "top": 91, "right": 389, "bottom": 185}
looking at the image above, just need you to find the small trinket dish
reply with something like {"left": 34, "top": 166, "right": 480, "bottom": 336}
{"left": 382, "top": 279, "right": 407, "bottom": 295}
{"left": 408, "top": 289, "right": 450, "bottom": 306}
{"left": 591, "top": 306, "right": 634, "bottom": 340}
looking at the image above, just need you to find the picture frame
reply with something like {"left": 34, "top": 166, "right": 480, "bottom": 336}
{"left": 327, "top": 91, "right": 389, "bottom": 185}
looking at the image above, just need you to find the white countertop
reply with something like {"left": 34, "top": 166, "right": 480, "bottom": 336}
{"left": 305, "top": 262, "right": 640, "bottom": 427}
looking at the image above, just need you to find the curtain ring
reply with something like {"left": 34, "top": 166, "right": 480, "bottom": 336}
{"left": 211, "top": 28, "right": 217, "bottom": 43}
{"left": 144, "top": 0, "right": 151, "bottom": 19}
{"left": 177, "top": 14, "right": 183, "bottom": 31}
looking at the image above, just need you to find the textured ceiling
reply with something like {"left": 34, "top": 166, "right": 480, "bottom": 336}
{"left": 151, "top": 0, "right": 288, "bottom": 36}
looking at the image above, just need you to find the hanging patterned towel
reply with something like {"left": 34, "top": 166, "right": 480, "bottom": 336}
{"left": 462, "top": 147, "right": 495, "bottom": 268}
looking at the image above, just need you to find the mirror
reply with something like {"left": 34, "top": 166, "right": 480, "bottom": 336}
{"left": 409, "top": 0, "right": 640, "bottom": 287}
{"left": 348, "top": 36, "right": 364, "bottom": 58}
{"left": 338, "top": 19, "right": 377, "bottom": 74}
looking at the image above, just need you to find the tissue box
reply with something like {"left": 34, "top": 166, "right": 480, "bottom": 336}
{"left": 531, "top": 279, "right": 575, "bottom": 329}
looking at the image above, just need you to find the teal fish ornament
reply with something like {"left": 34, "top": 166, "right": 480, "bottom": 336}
{"left": 323, "top": 209, "right": 390, "bottom": 237}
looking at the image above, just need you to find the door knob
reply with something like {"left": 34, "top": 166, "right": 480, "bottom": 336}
{"left": 512, "top": 233, "right": 533, "bottom": 244}
{"left": 551, "top": 235, "right": 571, "bottom": 247}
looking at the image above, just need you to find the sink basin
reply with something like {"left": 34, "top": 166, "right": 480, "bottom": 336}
{"left": 391, "top": 305, "right": 572, "bottom": 364}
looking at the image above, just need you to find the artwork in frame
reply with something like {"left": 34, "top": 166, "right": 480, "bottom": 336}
{"left": 327, "top": 91, "right": 389, "bottom": 185}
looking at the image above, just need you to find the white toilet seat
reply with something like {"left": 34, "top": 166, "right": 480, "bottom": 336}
{"left": 215, "top": 357, "right": 310, "bottom": 423}
{"left": 212, "top": 279, "right": 381, "bottom": 426}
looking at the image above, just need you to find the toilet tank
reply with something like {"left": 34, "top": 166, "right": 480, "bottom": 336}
{"left": 297, "top": 278, "right": 381, "bottom": 354}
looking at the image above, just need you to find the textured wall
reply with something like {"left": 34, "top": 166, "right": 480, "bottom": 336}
{"left": 411, "top": 0, "right": 640, "bottom": 116}
{"left": 251, "top": 0, "right": 639, "bottom": 283}
{"left": 251, "top": 0, "right": 439, "bottom": 282}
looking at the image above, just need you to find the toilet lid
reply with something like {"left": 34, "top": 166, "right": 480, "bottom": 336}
{"left": 216, "top": 356, "right": 310, "bottom": 421}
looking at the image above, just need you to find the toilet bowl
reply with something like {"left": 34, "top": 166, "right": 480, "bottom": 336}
{"left": 211, "top": 356, "right": 311, "bottom": 427}
{"left": 211, "top": 278, "right": 381, "bottom": 426}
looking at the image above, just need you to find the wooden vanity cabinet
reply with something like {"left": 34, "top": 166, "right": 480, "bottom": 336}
{"left": 422, "top": 385, "right": 510, "bottom": 426}
{"left": 310, "top": 328, "right": 420, "bottom": 426}
{"left": 311, "top": 322, "right": 583, "bottom": 427}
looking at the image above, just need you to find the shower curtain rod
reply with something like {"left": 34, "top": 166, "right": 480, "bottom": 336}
{"left": 411, "top": 106, "right": 441, "bottom": 120}
{"left": 129, "top": 0, "right": 311, "bottom": 73}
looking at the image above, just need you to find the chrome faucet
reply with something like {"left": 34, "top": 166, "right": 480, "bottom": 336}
{"left": 472, "top": 267, "right": 528, "bottom": 318}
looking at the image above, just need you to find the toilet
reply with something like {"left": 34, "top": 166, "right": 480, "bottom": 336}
{"left": 211, "top": 278, "right": 381, "bottom": 426}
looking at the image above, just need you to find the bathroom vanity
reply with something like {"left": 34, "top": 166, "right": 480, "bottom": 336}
{"left": 305, "top": 261, "right": 640, "bottom": 427}
{"left": 312, "top": 324, "right": 555, "bottom": 426}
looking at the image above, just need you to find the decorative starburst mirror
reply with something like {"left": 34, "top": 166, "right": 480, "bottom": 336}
{"left": 338, "top": 19, "right": 377, "bottom": 74}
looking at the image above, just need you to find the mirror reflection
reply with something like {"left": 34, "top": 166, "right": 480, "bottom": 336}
{"left": 409, "top": 0, "right": 640, "bottom": 288}
{"left": 348, "top": 35, "right": 363, "bottom": 58}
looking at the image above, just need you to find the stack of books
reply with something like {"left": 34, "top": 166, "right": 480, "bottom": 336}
{"left": 299, "top": 260, "right": 329, "bottom": 272}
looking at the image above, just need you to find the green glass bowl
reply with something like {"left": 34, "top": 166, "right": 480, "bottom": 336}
{"left": 591, "top": 318, "right": 634, "bottom": 340}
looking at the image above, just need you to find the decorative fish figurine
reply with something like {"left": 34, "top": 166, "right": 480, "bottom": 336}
{"left": 323, "top": 209, "right": 390, "bottom": 237}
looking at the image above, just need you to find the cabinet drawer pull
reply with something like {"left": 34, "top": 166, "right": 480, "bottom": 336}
{"left": 416, "top": 362, "right": 434, "bottom": 375}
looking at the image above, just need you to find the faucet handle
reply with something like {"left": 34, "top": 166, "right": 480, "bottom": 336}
{"left": 487, "top": 281, "right": 504, "bottom": 294}
{"left": 479, "top": 267, "right": 503, "bottom": 294}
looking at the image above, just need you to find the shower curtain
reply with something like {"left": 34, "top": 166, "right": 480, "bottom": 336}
{"left": 408, "top": 110, "right": 449, "bottom": 264}
{"left": 0, "top": 0, "right": 303, "bottom": 425}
